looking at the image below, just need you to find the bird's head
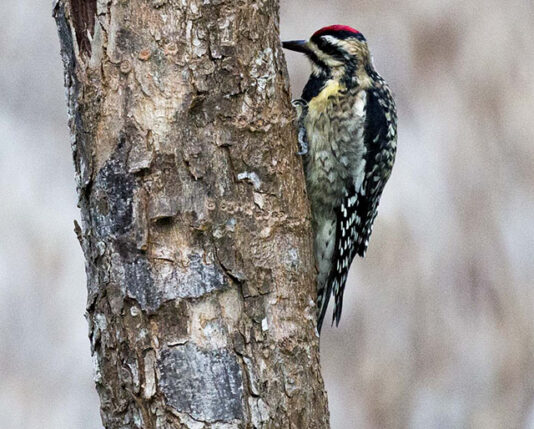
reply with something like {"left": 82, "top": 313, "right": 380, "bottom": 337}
{"left": 283, "top": 25, "right": 371, "bottom": 81}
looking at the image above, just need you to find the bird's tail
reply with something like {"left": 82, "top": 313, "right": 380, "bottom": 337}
{"left": 317, "top": 272, "right": 351, "bottom": 333}
{"left": 316, "top": 278, "right": 334, "bottom": 333}
{"left": 332, "top": 273, "right": 349, "bottom": 327}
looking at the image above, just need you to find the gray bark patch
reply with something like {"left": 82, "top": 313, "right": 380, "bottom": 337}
{"left": 54, "top": 3, "right": 76, "bottom": 83}
{"left": 54, "top": 3, "right": 92, "bottom": 190}
{"left": 159, "top": 344, "right": 244, "bottom": 423}
{"left": 173, "top": 253, "right": 227, "bottom": 299}
{"left": 124, "top": 257, "right": 155, "bottom": 310}
{"left": 93, "top": 152, "right": 134, "bottom": 237}
{"left": 125, "top": 253, "right": 227, "bottom": 311}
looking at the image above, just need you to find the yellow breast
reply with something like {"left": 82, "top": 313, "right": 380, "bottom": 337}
{"left": 308, "top": 80, "right": 342, "bottom": 114}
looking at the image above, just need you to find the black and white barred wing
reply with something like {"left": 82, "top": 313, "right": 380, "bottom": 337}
{"left": 329, "top": 87, "right": 397, "bottom": 328}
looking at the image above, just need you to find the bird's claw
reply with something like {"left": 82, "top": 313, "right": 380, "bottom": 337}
{"left": 297, "top": 128, "right": 309, "bottom": 155}
{"left": 292, "top": 99, "right": 307, "bottom": 117}
{"left": 291, "top": 99, "right": 309, "bottom": 155}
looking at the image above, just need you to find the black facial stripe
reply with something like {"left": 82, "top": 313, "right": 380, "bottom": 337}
{"left": 306, "top": 50, "right": 329, "bottom": 71}
{"left": 342, "top": 58, "right": 357, "bottom": 87}
{"left": 314, "top": 37, "right": 347, "bottom": 62}
{"left": 311, "top": 38, "right": 358, "bottom": 87}
{"left": 302, "top": 72, "right": 331, "bottom": 102}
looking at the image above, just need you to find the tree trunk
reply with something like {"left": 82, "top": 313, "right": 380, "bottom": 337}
{"left": 54, "top": 0, "right": 329, "bottom": 427}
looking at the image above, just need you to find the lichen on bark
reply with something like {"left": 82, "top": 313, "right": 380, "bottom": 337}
{"left": 54, "top": 0, "right": 330, "bottom": 427}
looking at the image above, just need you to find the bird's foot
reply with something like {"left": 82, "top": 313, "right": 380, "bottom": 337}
{"left": 291, "top": 98, "right": 307, "bottom": 117}
{"left": 297, "top": 128, "right": 308, "bottom": 155}
{"left": 291, "top": 99, "right": 309, "bottom": 155}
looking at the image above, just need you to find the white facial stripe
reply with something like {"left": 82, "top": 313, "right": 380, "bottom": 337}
{"left": 311, "top": 63, "right": 323, "bottom": 76}
{"left": 321, "top": 35, "right": 341, "bottom": 46}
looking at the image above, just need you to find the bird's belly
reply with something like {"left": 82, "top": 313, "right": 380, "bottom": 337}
{"left": 305, "top": 146, "right": 345, "bottom": 213}
{"left": 303, "top": 107, "right": 365, "bottom": 213}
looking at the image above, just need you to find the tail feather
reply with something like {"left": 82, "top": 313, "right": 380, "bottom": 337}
{"left": 318, "top": 271, "right": 350, "bottom": 332}
{"left": 332, "top": 273, "right": 348, "bottom": 326}
{"left": 317, "top": 279, "right": 335, "bottom": 333}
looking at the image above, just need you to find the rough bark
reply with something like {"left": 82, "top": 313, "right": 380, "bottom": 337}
{"left": 54, "top": 0, "right": 329, "bottom": 427}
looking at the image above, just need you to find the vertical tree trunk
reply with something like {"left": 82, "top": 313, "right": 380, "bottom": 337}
{"left": 54, "top": 0, "right": 329, "bottom": 427}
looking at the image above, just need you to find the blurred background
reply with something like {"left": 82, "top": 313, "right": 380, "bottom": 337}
{"left": 1, "top": 0, "right": 534, "bottom": 428}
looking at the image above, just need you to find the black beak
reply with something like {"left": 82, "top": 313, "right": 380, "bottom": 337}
{"left": 282, "top": 40, "right": 310, "bottom": 54}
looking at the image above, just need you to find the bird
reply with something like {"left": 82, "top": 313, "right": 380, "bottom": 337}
{"left": 282, "top": 25, "right": 397, "bottom": 332}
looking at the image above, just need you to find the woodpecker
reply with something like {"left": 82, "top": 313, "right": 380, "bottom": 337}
{"left": 283, "top": 25, "right": 397, "bottom": 332}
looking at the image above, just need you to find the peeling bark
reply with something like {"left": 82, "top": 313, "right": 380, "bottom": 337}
{"left": 54, "top": 0, "right": 329, "bottom": 427}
